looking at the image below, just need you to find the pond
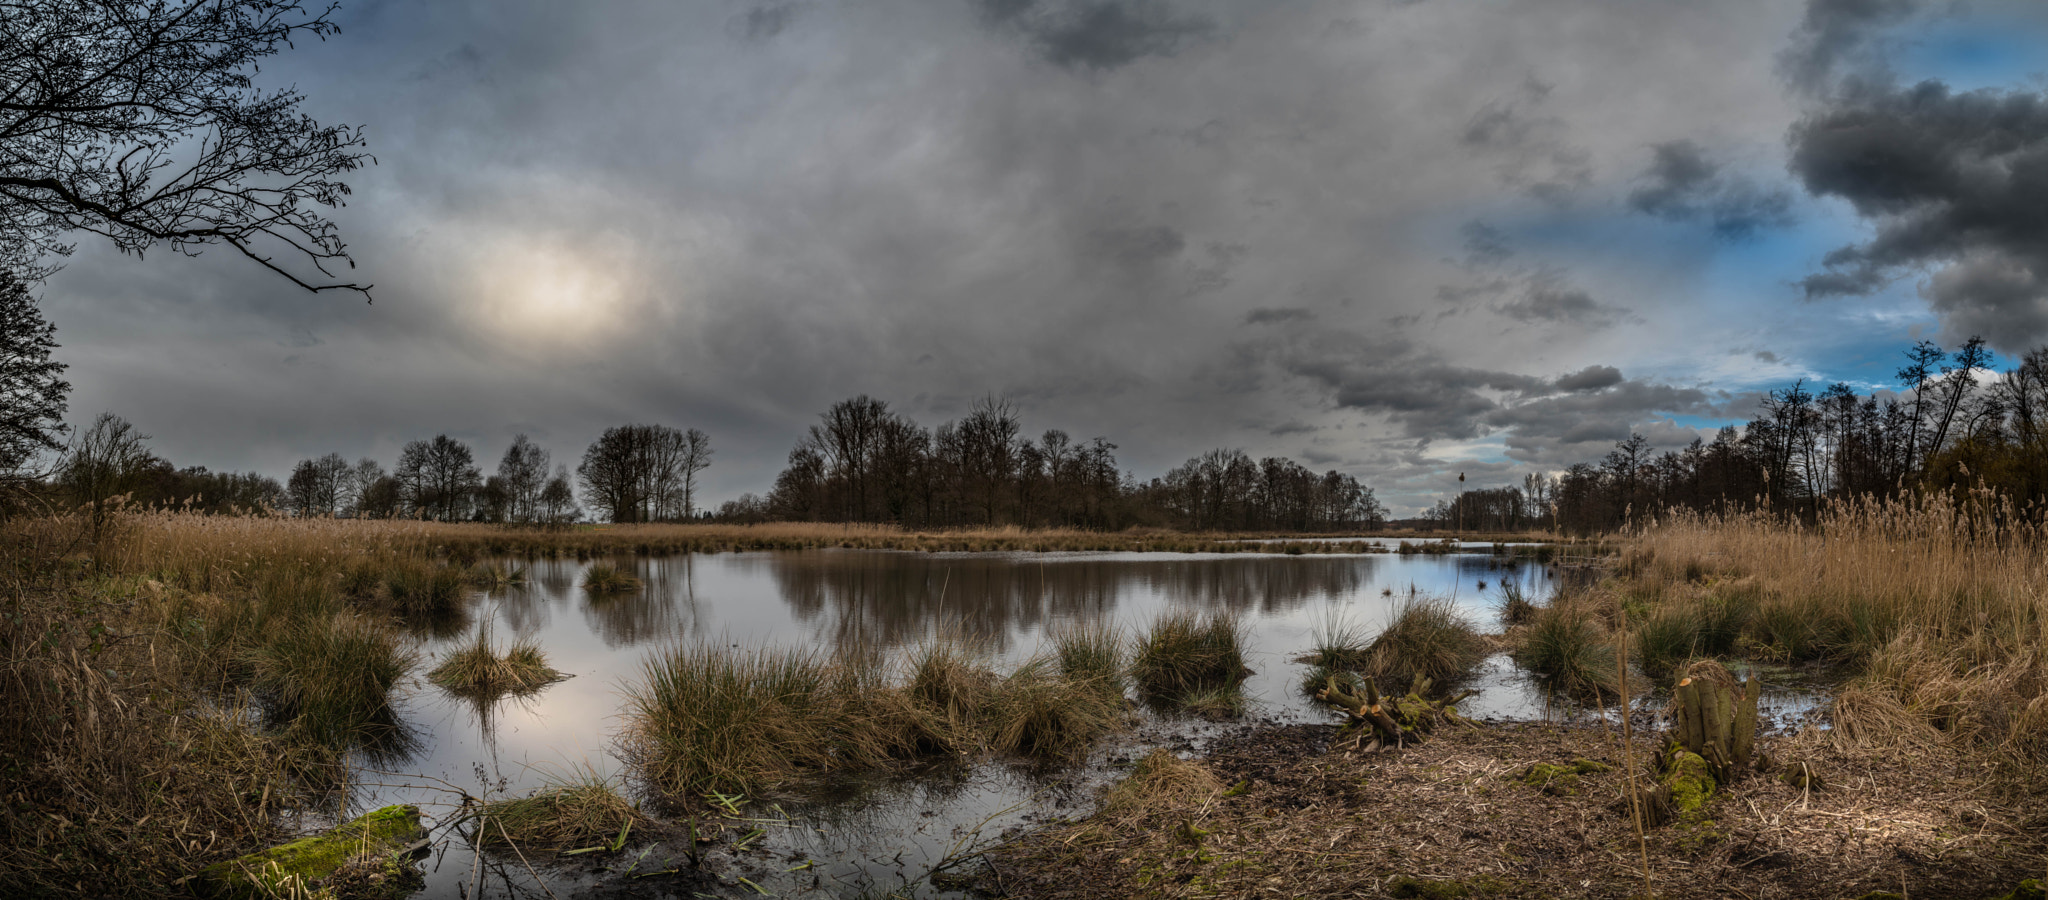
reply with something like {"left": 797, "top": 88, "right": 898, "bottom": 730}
{"left": 340, "top": 548, "right": 1809, "bottom": 898}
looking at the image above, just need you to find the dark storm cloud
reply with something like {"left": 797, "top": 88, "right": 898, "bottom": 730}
{"left": 28, "top": 0, "right": 1829, "bottom": 517}
{"left": 1627, "top": 140, "right": 1795, "bottom": 240}
{"left": 1244, "top": 307, "right": 1313, "bottom": 325}
{"left": 1482, "top": 379, "right": 1723, "bottom": 463}
{"left": 1253, "top": 323, "right": 1721, "bottom": 465}
{"left": 1553, "top": 365, "right": 1623, "bottom": 392}
{"left": 1790, "top": 80, "right": 2048, "bottom": 349}
{"left": 975, "top": 0, "right": 1214, "bottom": 70}
{"left": 728, "top": 3, "right": 803, "bottom": 41}
{"left": 1496, "top": 283, "right": 1631, "bottom": 328}
{"left": 1778, "top": 0, "right": 1921, "bottom": 92}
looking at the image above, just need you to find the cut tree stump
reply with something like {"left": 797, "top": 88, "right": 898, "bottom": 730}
{"left": 1315, "top": 673, "right": 1476, "bottom": 753}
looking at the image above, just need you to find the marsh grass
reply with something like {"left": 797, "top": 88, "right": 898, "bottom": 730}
{"left": 1051, "top": 620, "right": 1125, "bottom": 699}
{"left": 986, "top": 659, "right": 1127, "bottom": 758}
{"left": 471, "top": 769, "right": 649, "bottom": 851}
{"left": 1130, "top": 611, "right": 1249, "bottom": 704}
{"left": 623, "top": 640, "right": 1130, "bottom": 799}
{"left": 247, "top": 612, "right": 416, "bottom": 747}
{"left": 384, "top": 558, "right": 467, "bottom": 619}
{"left": 1631, "top": 491, "right": 2046, "bottom": 772}
{"left": 581, "top": 561, "right": 640, "bottom": 594}
{"left": 1511, "top": 600, "right": 1619, "bottom": 699}
{"left": 1300, "top": 606, "right": 1372, "bottom": 670}
{"left": 1361, "top": 593, "right": 1486, "bottom": 689}
{"left": 1496, "top": 580, "right": 1538, "bottom": 627}
{"left": 468, "top": 561, "right": 528, "bottom": 589}
{"left": 428, "top": 626, "right": 563, "bottom": 699}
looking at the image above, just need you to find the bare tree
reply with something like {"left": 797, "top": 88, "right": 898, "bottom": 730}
{"left": 679, "top": 427, "right": 711, "bottom": 519}
{"left": 284, "top": 451, "right": 348, "bottom": 516}
{"left": 395, "top": 435, "right": 480, "bottom": 521}
{"left": 59, "top": 412, "right": 153, "bottom": 552}
{"left": 537, "top": 464, "right": 578, "bottom": 526}
{"left": 2, "top": 0, "right": 373, "bottom": 293}
{"left": 496, "top": 434, "right": 549, "bottom": 524}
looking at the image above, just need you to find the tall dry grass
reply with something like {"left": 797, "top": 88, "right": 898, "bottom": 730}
{"left": 1628, "top": 490, "right": 2047, "bottom": 772}
{"left": 620, "top": 636, "right": 1132, "bottom": 801}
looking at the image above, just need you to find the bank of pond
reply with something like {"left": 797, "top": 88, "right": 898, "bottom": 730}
{"left": 3, "top": 505, "right": 2042, "bottom": 899}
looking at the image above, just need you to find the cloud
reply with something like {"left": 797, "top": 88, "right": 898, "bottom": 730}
{"left": 1244, "top": 307, "right": 1314, "bottom": 325}
{"left": 1554, "top": 365, "right": 1623, "bottom": 392}
{"left": 976, "top": 0, "right": 1214, "bottom": 70}
{"left": 1458, "top": 80, "right": 1595, "bottom": 202}
{"left": 1627, "top": 140, "right": 1795, "bottom": 240}
{"left": 728, "top": 3, "right": 803, "bottom": 41}
{"left": 1778, "top": 0, "right": 1923, "bottom": 93}
{"left": 1790, "top": 80, "right": 2048, "bottom": 350}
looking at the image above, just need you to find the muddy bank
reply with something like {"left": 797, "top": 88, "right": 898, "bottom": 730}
{"left": 985, "top": 722, "right": 2047, "bottom": 900}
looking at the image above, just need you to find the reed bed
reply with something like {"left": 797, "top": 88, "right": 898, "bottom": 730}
{"left": 1625, "top": 491, "right": 2047, "bottom": 772}
{"left": 621, "top": 639, "right": 1132, "bottom": 800}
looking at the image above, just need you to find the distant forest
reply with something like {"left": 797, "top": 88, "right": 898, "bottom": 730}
{"left": 1439, "top": 339, "right": 2048, "bottom": 535}
{"left": 731, "top": 395, "right": 1389, "bottom": 532}
{"left": 23, "top": 339, "right": 2045, "bottom": 536}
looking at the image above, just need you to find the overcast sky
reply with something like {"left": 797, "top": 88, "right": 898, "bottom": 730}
{"left": 35, "top": 0, "right": 2048, "bottom": 515}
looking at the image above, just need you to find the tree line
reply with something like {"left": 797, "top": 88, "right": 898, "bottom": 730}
{"left": 23, "top": 416, "right": 718, "bottom": 526}
{"left": 1429, "top": 337, "right": 2048, "bottom": 535}
{"left": 737, "top": 395, "right": 1387, "bottom": 532}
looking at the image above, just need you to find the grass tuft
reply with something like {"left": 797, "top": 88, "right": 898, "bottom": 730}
{"left": 1130, "top": 610, "right": 1249, "bottom": 703}
{"left": 1361, "top": 593, "right": 1486, "bottom": 688}
{"left": 581, "top": 561, "right": 640, "bottom": 594}
{"left": 246, "top": 612, "right": 416, "bottom": 747}
{"left": 1101, "top": 749, "right": 1222, "bottom": 817}
{"left": 428, "top": 626, "right": 564, "bottom": 699}
{"left": 1051, "top": 620, "right": 1125, "bottom": 700}
{"left": 1510, "top": 600, "right": 1619, "bottom": 699}
{"left": 986, "top": 659, "right": 1127, "bottom": 759}
{"left": 472, "top": 769, "right": 649, "bottom": 851}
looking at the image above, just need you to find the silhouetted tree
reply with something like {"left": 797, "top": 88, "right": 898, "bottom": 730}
{"left": 496, "top": 434, "right": 549, "bottom": 524}
{"left": 0, "top": 271, "right": 68, "bottom": 496}
{"left": 395, "top": 435, "right": 480, "bottom": 521}
{"left": 1, "top": 0, "right": 373, "bottom": 293}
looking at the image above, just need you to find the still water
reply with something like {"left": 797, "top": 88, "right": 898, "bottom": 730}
{"left": 354, "top": 549, "right": 1564, "bottom": 898}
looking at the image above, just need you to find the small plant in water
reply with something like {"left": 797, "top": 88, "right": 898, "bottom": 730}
{"left": 582, "top": 561, "right": 640, "bottom": 594}
{"left": 1130, "top": 610, "right": 1250, "bottom": 704}
{"left": 428, "top": 625, "right": 564, "bottom": 699}
{"left": 1511, "top": 601, "right": 1619, "bottom": 698}
{"left": 1362, "top": 593, "right": 1487, "bottom": 689}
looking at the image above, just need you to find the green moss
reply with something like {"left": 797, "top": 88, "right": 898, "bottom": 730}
{"left": 1853, "top": 893, "right": 1906, "bottom": 900}
{"left": 191, "top": 805, "right": 423, "bottom": 900}
{"left": 1661, "top": 750, "right": 1715, "bottom": 813}
{"left": 1990, "top": 880, "right": 2046, "bottom": 900}
{"left": 1519, "top": 762, "right": 1583, "bottom": 796}
{"left": 1571, "top": 758, "right": 1611, "bottom": 774}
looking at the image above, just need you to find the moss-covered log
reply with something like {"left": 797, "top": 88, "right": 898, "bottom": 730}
{"left": 189, "top": 804, "right": 426, "bottom": 900}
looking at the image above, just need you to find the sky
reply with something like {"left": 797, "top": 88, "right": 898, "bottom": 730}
{"left": 32, "top": 0, "right": 2048, "bottom": 515}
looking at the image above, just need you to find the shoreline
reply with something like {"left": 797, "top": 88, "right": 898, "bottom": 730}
{"left": 981, "top": 718, "right": 2047, "bottom": 900}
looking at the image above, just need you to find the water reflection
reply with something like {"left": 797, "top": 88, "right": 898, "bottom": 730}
{"left": 576, "top": 556, "right": 703, "bottom": 647}
{"left": 763, "top": 552, "right": 1386, "bottom": 652}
